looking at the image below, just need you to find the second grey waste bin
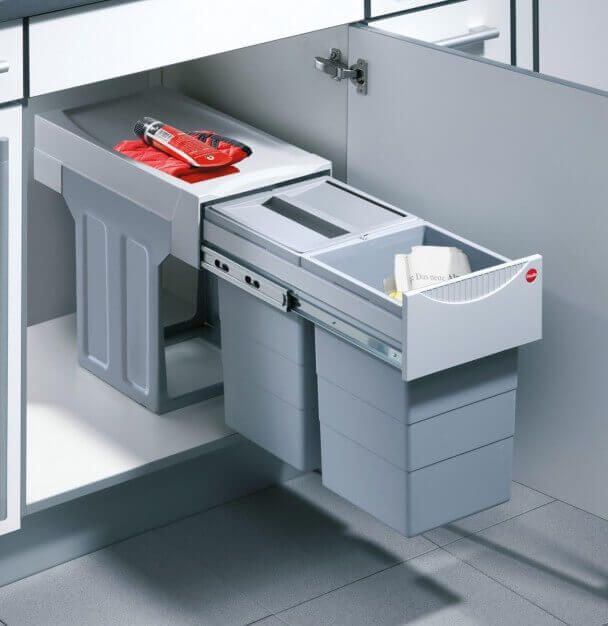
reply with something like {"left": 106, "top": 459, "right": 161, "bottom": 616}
{"left": 303, "top": 223, "right": 534, "bottom": 536}
{"left": 315, "top": 328, "right": 518, "bottom": 536}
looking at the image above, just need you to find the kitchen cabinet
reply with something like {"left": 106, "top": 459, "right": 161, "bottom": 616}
{"left": 28, "top": 0, "right": 363, "bottom": 96}
{"left": 0, "top": 0, "right": 605, "bottom": 547}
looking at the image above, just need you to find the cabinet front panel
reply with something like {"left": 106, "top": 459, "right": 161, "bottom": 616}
{"left": 29, "top": 0, "right": 364, "bottom": 96}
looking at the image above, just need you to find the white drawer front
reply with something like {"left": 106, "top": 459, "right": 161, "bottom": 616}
{"left": 369, "top": 0, "right": 511, "bottom": 64}
{"left": 29, "top": 0, "right": 363, "bottom": 96}
{"left": 539, "top": 0, "right": 608, "bottom": 91}
{"left": 368, "top": 0, "right": 439, "bottom": 17}
{"left": 0, "top": 20, "right": 23, "bottom": 104}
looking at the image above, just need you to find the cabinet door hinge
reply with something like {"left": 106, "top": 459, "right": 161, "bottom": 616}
{"left": 314, "top": 48, "right": 368, "bottom": 95}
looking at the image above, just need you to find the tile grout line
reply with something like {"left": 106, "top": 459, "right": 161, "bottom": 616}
{"left": 512, "top": 480, "right": 563, "bottom": 503}
{"left": 511, "top": 479, "right": 608, "bottom": 529}
{"left": 551, "top": 495, "right": 608, "bottom": 528}
{"left": 427, "top": 498, "right": 558, "bottom": 548}
{"left": 432, "top": 498, "right": 578, "bottom": 623}
{"left": 269, "top": 546, "right": 442, "bottom": 618}
{"left": 437, "top": 544, "right": 569, "bottom": 624}
{"left": 246, "top": 616, "right": 288, "bottom": 626}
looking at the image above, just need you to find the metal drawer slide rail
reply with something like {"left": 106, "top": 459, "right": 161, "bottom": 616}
{"left": 202, "top": 246, "right": 402, "bottom": 369}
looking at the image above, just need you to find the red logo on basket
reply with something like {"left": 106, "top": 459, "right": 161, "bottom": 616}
{"left": 526, "top": 268, "right": 538, "bottom": 283}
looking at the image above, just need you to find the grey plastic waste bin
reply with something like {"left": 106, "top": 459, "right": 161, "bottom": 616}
{"left": 315, "top": 328, "right": 517, "bottom": 535}
{"left": 33, "top": 87, "right": 329, "bottom": 413}
{"left": 207, "top": 177, "right": 410, "bottom": 470}
{"left": 303, "top": 223, "right": 540, "bottom": 535}
{"left": 205, "top": 179, "right": 542, "bottom": 536}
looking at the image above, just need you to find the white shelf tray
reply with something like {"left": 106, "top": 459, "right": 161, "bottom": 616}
{"left": 26, "top": 314, "right": 236, "bottom": 513}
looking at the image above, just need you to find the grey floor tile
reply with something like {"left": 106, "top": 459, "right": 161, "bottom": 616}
{"left": 158, "top": 473, "right": 436, "bottom": 613}
{"left": 446, "top": 500, "right": 608, "bottom": 626}
{"left": 286, "top": 473, "right": 436, "bottom": 562}
{"left": 0, "top": 527, "right": 270, "bottom": 626}
{"left": 278, "top": 549, "right": 562, "bottom": 625}
{"left": 424, "top": 482, "right": 554, "bottom": 546}
{"left": 249, "top": 617, "right": 287, "bottom": 625}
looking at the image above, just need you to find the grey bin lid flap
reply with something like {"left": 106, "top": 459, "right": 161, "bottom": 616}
{"left": 206, "top": 176, "right": 408, "bottom": 265}
{"left": 34, "top": 87, "right": 330, "bottom": 267}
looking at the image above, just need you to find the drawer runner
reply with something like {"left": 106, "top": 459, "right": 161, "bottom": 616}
{"left": 202, "top": 246, "right": 402, "bottom": 369}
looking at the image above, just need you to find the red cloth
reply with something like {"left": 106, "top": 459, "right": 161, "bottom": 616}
{"left": 114, "top": 139, "right": 239, "bottom": 183}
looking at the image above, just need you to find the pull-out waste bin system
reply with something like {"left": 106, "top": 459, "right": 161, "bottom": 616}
{"left": 34, "top": 86, "right": 543, "bottom": 535}
{"left": 204, "top": 177, "right": 542, "bottom": 536}
{"left": 33, "top": 88, "right": 329, "bottom": 413}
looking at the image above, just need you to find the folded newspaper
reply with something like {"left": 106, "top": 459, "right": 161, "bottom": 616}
{"left": 384, "top": 246, "right": 471, "bottom": 303}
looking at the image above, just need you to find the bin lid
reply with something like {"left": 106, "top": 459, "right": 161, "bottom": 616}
{"left": 206, "top": 177, "right": 411, "bottom": 264}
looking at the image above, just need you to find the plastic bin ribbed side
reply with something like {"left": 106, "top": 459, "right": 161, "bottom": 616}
{"left": 63, "top": 169, "right": 223, "bottom": 413}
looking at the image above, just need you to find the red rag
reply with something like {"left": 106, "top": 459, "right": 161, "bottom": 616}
{"left": 113, "top": 138, "right": 241, "bottom": 183}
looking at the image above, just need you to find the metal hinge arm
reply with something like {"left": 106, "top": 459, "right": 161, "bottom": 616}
{"left": 314, "top": 48, "right": 368, "bottom": 95}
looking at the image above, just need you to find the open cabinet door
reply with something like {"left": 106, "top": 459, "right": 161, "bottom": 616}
{"left": 346, "top": 23, "right": 608, "bottom": 518}
{"left": 0, "top": 104, "right": 22, "bottom": 535}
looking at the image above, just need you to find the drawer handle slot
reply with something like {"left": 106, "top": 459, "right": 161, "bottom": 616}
{"left": 0, "top": 61, "right": 8, "bottom": 75}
